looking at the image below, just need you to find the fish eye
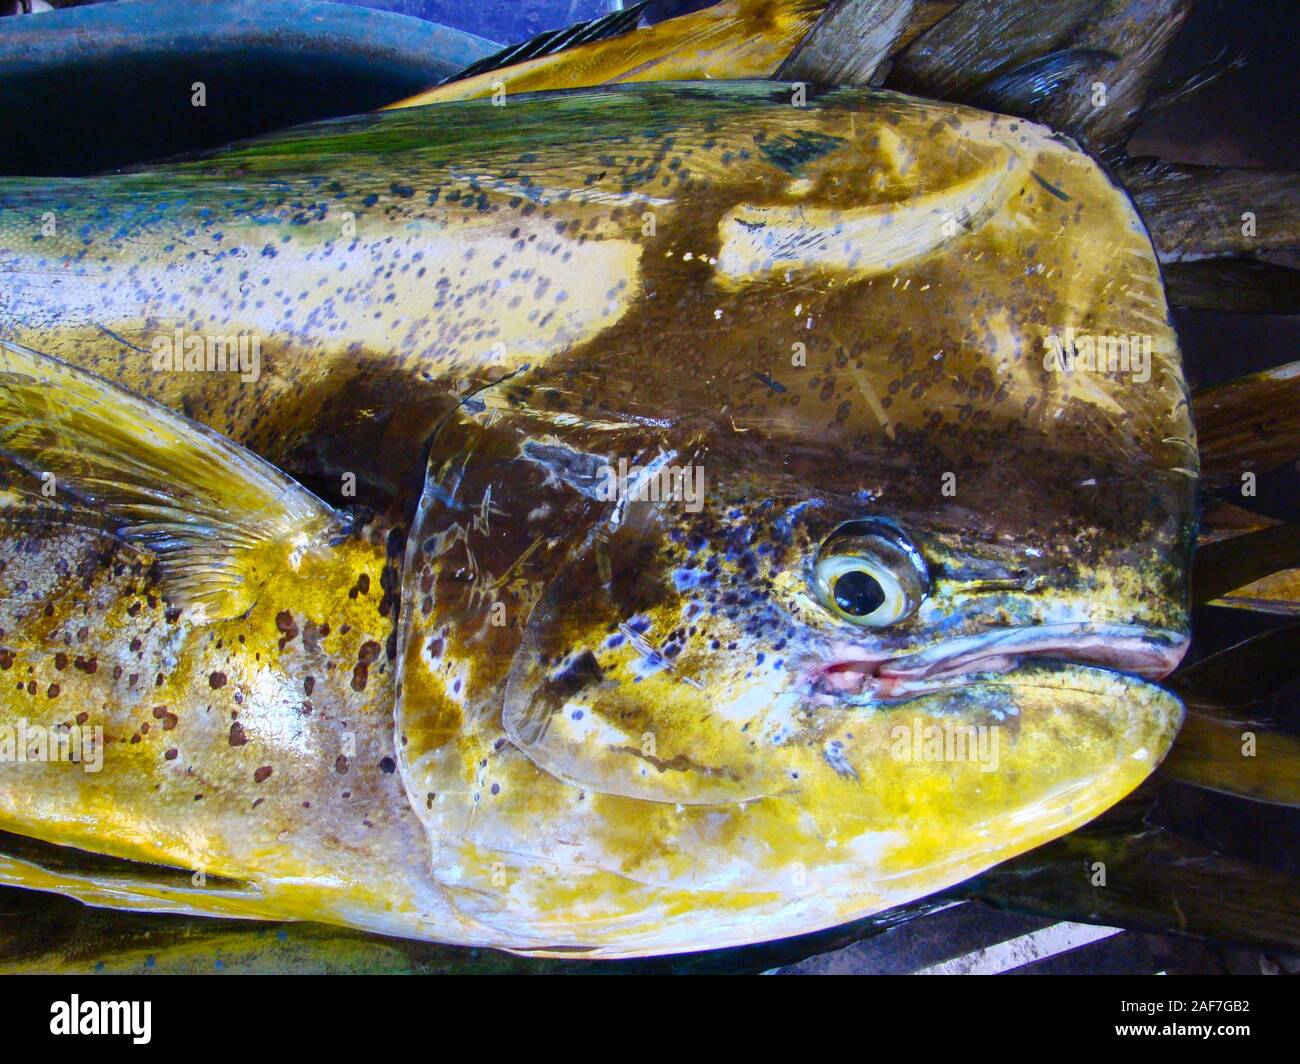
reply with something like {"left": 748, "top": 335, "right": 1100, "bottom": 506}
{"left": 813, "top": 519, "right": 929, "bottom": 626}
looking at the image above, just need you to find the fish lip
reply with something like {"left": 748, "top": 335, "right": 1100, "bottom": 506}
{"left": 812, "top": 623, "right": 1190, "bottom": 701}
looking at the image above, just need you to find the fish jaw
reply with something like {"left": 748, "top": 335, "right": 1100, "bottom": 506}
{"left": 394, "top": 453, "right": 1191, "bottom": 954}
{"left": 441, "top": 675, "right": 1179, "bottom": 960}
{"left": 813, "top": 621, "right": 1191, "bottom": 702}
{"left": 432, "top": 634, "right": 1185, "bottom": 957}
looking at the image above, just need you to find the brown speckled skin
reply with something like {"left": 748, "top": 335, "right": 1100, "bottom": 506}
{"left": 0, "top": 83, "right": 1194, "bottom": 955}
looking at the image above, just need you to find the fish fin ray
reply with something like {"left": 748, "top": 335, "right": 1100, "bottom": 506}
{"left": 1194, "top": 360, "right": 1300, "bottom": 491}
{"left": 1165, "top": 258, "right": 1300, "bottom": 315}
{"left": 777, "top": 0, "right": 919, "bottom": 86}
{"left": 964, "top": 47, "right": 1118, "bottom": 114}
{"left": 1193, "top": 523, "right": 1300, "bottom": 606}
{"left": 1120, "top": 160, "right": 1300, "bottom": 262}
{"left": 0, "top": 832, "right": 269, "bottom": 921}
{"left": 1160, "top": 710, "right": 1300, "bottom": 808}
{"left": 888, "top": 0, "right": 1098, "bottom": 100}
{"left": 0, "top": 339, "right": 342, "bottom": 622}
{"left": 974, "top": 792, "right": 1300, "bottom": 951}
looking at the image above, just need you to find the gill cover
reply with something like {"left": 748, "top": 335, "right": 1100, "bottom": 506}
{"left": 0, "top": 339, "right": 341, "bottom": 621}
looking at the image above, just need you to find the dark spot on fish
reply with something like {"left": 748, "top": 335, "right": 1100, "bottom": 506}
{"left": 756, "top": 130, "right": 846, "bottom": 174}
{"left": 547, "top": 651, "right": 604, "bottom": 697}
{"left": 209, "top": 671, "right": 227, "bottom": 689}
{"left": 254, "top": 765, "right": 273, "bottom": 784}
{"left": 335, "top": 755, "right": 349, "bottom": 774}
{"left": 379, "top": 756, "right": 396, "bottom": 774}
{"left": 229, "top": 722, "right": 248, "bottom": 746}
{"left": 1030, "top": 170, "right": 1070, "bottom": 202}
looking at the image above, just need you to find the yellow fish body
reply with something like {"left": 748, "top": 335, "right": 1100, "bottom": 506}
{"left": 0, "top": 84, "right": 1191, "bottom": 956}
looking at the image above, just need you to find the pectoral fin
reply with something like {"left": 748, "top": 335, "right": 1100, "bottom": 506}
{"left": 0, "top": 846, "right": 268, "bottom": 922}
{"left": 0, "top": 339, "right": 343, "bottom": 621}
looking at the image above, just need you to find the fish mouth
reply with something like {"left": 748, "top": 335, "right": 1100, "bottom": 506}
{"left": 814, "top": 623, "right": 1189, "bottom": 703}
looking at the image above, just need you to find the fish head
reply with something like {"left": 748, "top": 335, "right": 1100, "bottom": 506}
{"left": 488, "top": 110, "right": 1196, "bottom": 815}
{"left": 498, "top": 385, "right": 1193, "bottom": 798}
{"left": 396, "top": 319, "right": 1193, "bottom": 935}
{"left": 392, "top": 88, "right": 1196, "bottom": 948}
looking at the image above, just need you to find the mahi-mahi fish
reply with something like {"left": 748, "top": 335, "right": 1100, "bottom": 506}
{"left": 0, "top": 82, "right": 1194, "bottom": 956}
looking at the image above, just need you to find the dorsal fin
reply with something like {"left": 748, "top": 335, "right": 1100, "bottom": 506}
{"left": 0, "top": 339, "right": 343, "bottom": 622}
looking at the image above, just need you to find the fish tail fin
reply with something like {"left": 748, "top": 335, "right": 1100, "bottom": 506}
{"left": 1194, "top": 360, "right": 1300, "bottom": 492}
{"left": 974, "top": 791, "right": 1300, "bottom": 951}
{"left": 778, "top": 0, "right": 931, "bottom": 85}
{"left": 0, "top": 338, "right": 344, "bottom": 622}
{"left": 1120, "top": 160, "right": 1300, "bottom": 263}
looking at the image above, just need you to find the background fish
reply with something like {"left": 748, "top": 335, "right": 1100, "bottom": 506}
{"left": 0, "top": 82, "right": 1196, "bottom": 955}
{"left": 0, "top": 0, "right": 501, "bottom": 176}
{"left": 387, "top": 1, "right": 834, "bottom": 107}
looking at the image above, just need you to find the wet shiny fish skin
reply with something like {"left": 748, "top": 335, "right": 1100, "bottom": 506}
{"left": 0, "top": 83, "right": 1193, "bottom": 956}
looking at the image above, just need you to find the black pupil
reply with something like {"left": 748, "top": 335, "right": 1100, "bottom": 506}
{"left": 833, "top": 569, "right": 886, "bottom": 617}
